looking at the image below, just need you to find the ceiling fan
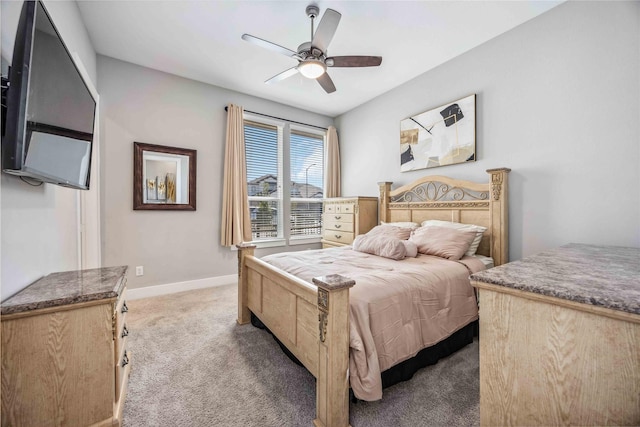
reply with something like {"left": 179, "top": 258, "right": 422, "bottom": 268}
{"left": 242, "top": 4, "right": 382, "bottom": 94}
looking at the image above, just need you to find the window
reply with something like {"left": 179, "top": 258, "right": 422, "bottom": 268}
{"left": 244, "top": 116, "right": 325, "bottom": 245}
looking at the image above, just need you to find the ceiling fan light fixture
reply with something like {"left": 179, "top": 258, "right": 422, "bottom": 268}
{"left": 298, "top": 59, "right": 326, "bottom": 79}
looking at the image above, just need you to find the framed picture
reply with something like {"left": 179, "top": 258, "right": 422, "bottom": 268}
{"left": 400, "top": 94, "right": 476, "bottom": 172}
{"left": 133, "top": 142, "right": 197, "bottom": 210}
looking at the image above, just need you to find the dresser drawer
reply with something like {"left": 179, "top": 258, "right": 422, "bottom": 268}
{"left": 324, "top": 203, "right": 337, "bottom": 213}
{"left": 114, "top": 287, "right": 129, "bottom": 365}
{"left": 323, "top": 217, "right": 354, "bottom": 232}
{"left": 324, "top": 203, "right": 355, "bottom": 214}
{"left": 323, "top": 230, "right": 355, "bottom": 245}
{"left": 323, "top": 213, "right": 354, "bottom": 224}
{"left": 338, "top": 204, "right": 355, "bottom": 214}
{"left": 115, "top": 348, "right": 131, "bottom": 402}
{"left": 322, "top": 240, "right": 344, "bottom": 249}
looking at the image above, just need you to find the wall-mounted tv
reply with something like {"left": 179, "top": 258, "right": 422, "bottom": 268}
{"left": 2, "top": 0, "right": 96, "bottom": 190}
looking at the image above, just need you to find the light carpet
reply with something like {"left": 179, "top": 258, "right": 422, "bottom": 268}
{"left": 122, "top": 284, "right": 479, "bottom": 426}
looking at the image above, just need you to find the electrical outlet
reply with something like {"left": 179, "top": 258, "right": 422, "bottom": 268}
{"left": 135, "top": 266, "right": 144, "bottom": 276}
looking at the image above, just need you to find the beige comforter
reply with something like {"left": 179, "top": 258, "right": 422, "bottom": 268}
{"left": 261, "top": 246, "right": 484, "bottom": 401}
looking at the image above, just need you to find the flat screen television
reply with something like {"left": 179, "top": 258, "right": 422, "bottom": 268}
{"left": 2, "top": 0, "right": 96, "bottom": 190}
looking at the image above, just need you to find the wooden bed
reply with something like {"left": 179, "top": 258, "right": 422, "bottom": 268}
{"left": 236, "top": 168, "right": 510, "bottom": 427}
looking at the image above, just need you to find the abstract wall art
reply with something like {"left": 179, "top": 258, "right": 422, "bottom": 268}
{"left": 400, "top": 94, "right": 476, "bottom": 172}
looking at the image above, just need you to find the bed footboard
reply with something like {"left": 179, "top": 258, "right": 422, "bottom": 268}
{"left": 236, "top": 244, "right": 355, "bottom": 427}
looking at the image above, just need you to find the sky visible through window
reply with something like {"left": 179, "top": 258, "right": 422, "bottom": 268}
{"left": 291, "top": 130, "right": 323, "bottom": 192}
{"left": 245, "top": 123, "right": 323, "bottom": 189}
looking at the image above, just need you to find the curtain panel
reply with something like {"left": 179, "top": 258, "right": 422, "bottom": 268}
{"left": 325, "top": 125, "right": 341, "bottom": 198}
{"left": 220, "top": 104, "right": 252, "bottom": 246}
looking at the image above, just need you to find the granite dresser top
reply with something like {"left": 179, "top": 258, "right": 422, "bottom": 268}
{"left": 1, "top": 266, "right": 128, "bottom": 316}
{"left": 470, "top": 243, "right": 640, "bottom": 316}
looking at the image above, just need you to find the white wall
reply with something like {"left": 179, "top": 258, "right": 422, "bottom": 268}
{"left": 98, "top": 56, "right": 333, "bottom": 290}
{"left": 335, "top": 1, "right": 640, "bottom": 261}
{"left": 1, "top": 0, "right": 97, "bottom": 300}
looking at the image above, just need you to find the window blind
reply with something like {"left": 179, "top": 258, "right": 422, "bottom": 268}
{"left": 245, "top": 121, "right": 282, "bottom": 240}
{"left": 243, "top": 118, "right": 326, "bottom": 242}
{"left": 290, "top": 129, "right": 324, "bottom": 237}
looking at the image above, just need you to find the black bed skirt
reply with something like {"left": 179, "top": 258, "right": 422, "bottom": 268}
{"left": 250, "top": 312, "right": 477, "bottom": 393}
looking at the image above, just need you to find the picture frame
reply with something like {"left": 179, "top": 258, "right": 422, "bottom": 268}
{"left": 400, "top": 94, "right": 476, "bottom": 172}
{"left": 133, "top": 142, "right": 197, "bottom": 210}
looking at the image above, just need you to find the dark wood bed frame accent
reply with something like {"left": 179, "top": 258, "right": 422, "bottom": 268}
{"left": 237, "top": 168, "right": 510, "bottom": 427}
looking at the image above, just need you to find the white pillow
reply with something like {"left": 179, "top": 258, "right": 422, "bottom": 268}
{"left": 400, "top": 240, "right": 418, "bottom": 257}
{"left": 420, "top": 220, "right": 487, "bottom": 257}
{"left": 381, "top": 221, "right": 420, "bottom": 229}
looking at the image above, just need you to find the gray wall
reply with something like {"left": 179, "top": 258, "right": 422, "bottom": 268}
{"left": 98, "top": 56, "right": 333, "bottom": 290}
{"left": 1, "top": 0, "right": 97, "bottom": 300}
{"left": 335, "top": 1, "right": 640, "bottom": 261}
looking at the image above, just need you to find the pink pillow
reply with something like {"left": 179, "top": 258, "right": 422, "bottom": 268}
{"left": 409, "top": 226, "right": 477, "bottom": 260}
{"left": 366, "top": 225, "right": 413, "bottom": 240}
{"left": 352, "top": 234, "right": 407, "bottom": 260}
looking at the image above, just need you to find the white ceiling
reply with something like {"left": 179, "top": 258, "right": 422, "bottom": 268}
{"left": 77, "top": 1, "right": 562, "bottom": 117}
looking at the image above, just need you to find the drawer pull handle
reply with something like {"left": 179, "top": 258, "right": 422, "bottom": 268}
{"left": 122, "top": 351, "right": 129, "bottom": 367}
{"left": 335, "top": 216, "right": 341, "bottom": 220}
{"left": 122, "top": 302, "right": 129, "bottom": 313}
{"left": 122, "top": 325, "right": 129, "bottom": 338}
{"left": 335, "top": 224, "right": 342, "bottom": 229}
{"left": 334, "top": 234, "right": 342, "bottom": 239}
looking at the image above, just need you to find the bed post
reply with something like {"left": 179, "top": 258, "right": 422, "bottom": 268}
{"left": 378, "top": 182, "right": 392, "bottom": 224}
{"left": 236, "top": 243, "right": 256, "bottom": 324}
{"left": 486, "top": 168, "right": 511, "bottom": 266}
{"left": 312, "top": 274, "right": 356, "bottom": 427}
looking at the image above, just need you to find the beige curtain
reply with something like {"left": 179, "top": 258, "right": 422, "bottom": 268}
{"left": 220, "top": 104, "right": 252, "bottom": 246}
{"left": 324, "top": 125, "right": 341, "bottom": 198}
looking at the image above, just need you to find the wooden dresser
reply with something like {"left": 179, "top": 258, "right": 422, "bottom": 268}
{"left": 321, "top": 197, "right": 378, "bottom": 248}
{"left": 1, "top": 266, "right": 131, "bottom": 427}
{"left": 470, "top": 244, "right": 639, "bottom": 426}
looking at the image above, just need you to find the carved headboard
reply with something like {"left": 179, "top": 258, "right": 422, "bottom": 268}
{"left": 378, "top": 168, "right": 510, "bottom": 266}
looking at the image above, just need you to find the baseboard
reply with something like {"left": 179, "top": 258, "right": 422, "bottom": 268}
{"left": 126, "top": 274, "right": 237, "bottom": 300}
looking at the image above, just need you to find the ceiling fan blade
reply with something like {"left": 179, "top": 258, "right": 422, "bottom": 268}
{"left": 265, "top": 67, "right": 299, "bottom": 85}
{"left": 311, "top": 9, "right": 341, "bottom": 53}
{"left": 317, "top": 73, "right": 336, "bottom": 94}
{"left": 326, "top": 56, "right": 382, "bottom": 67}
{"left": 242, "top": 34, "right": 297, "bottom": 58}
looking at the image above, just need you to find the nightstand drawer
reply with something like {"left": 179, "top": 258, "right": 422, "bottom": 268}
{"left": 323, "top": 230, "right": 355, "bottom": 245}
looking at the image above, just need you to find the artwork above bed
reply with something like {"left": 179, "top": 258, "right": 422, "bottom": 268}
{"left": 400, "top": 94, "right": 476, "bottom": 172}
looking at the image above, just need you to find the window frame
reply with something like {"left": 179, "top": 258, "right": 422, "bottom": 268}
{"left": 289, "top": 124, "right": 326, "bottom": 245}
{"left": 242, "top": 114, "right": 326, "bottom": 249}
{"left": 244, "top": 115, "right": 285, "bottom": 247}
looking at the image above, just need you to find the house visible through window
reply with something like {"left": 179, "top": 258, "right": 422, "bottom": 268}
{"left": 244, "top": 117, "right": 325, "bottom": 245}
